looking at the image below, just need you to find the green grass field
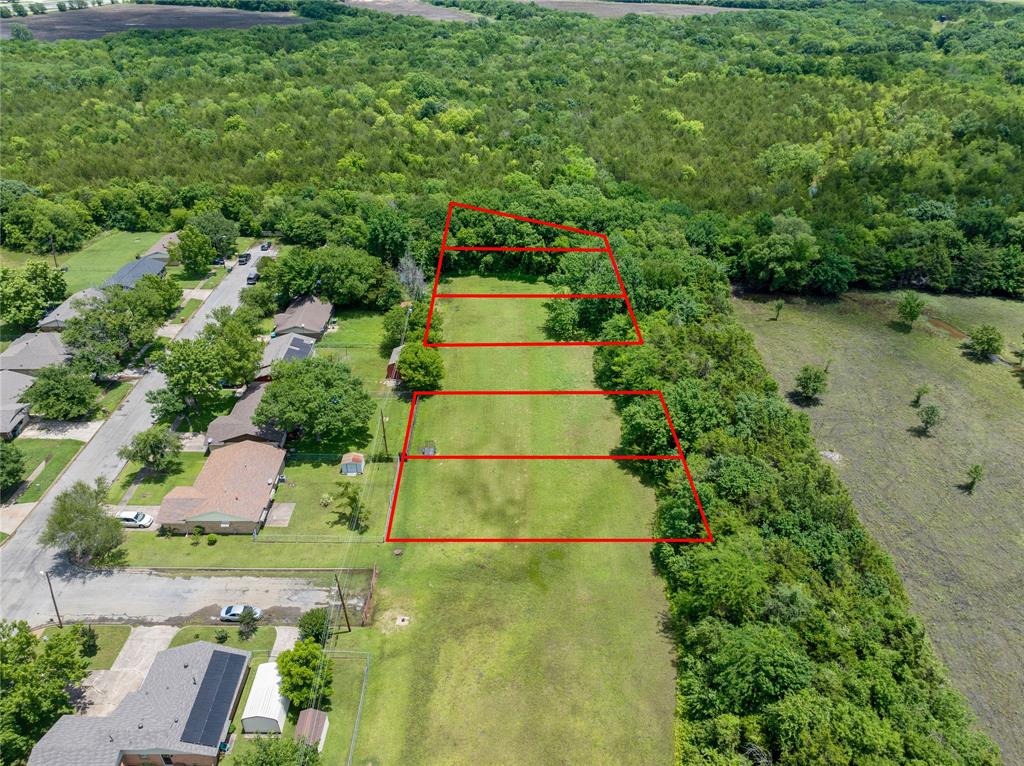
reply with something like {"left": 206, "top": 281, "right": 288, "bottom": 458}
{"left": 3, "top": 438, "right": 84, "bottom": 503}
{"left": 122, "top": 278, "right": 675, "bottom": 764}
{"left": 42, "top": 624, "right": 132, "bottom": 671}
{"left": 168, "top": 624, "right": 277, "bottom": 653}
{"left": 174, "top": 298, "right": 203, "bottom": 324}
{"left": 96, "top": 381, "right": 134, "bottom": 418}
{"left": 734, "top": 289, "right": 1024, "bottom": 761}
{"left": 0, "top": 231, "right": 166, "bottom": 293}
{"left": 110, "top": 453, "right": 207, "bottom": 506}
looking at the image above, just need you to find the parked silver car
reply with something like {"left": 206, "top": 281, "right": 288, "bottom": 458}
{"left": 115, "top": 510, "right": 154, "bottom": 528}
{"left": 219, "top": 604, "right": 263, "bottom": 622}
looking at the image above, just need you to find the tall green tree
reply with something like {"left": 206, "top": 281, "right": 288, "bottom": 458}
{"left": 0, "top": 261, "right": 66, "bottom": 328}
{"left": 23, "top": 365, "right": 100, "bottom": 420}
{"left": 157, "top": 338, "right": 223, "bottom": 410}
{"left": 234, "top": 736, "right": 321, "bottom": 766}
{"left": 0, "top": 620, "right": 89, "bottom": 764}
{"left": 396, "top": 344, "right": 444, "bottom": 391}
{"left": 117, "top": 423, "right": 182, "bottom": 473}
{"left": 187, "top": 209, "right": 239, "bottom": 258}
{"left": 40, "top": 478, "right": 123, "bottom": 565}
{"left": 254, "top": 356, "right": 374, "bottom": 441}
{"left": 171, "top": 224, "right": 216, "bottom": 275}
{"left": 0, "top": 443, "right": 27, "bottom": 493}
{"left": 277, "top": 639, "right": 333, "bottom": 708}
{"left": 200, "top": 306, "right": 262, "bottom": 385}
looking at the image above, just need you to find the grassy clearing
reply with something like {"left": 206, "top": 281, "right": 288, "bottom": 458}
{"left": 174, "top": 298, "right": 203, "bottom": 324}
{"left": 109, "top": 452, "right": 207, "bottom": 505}
{"left": 96, "top": 380, "right": 134, "bottom": 418}
{"left": 734, "top": 289, "right": 1024, "bottom": 758}
{"left": 169, "top": 624, "right": 277, "bottom": 653}
{"left": 0, "top": 231, "right": 166, "bottom": 293}
{"left": 41, "top": 624, "right": 131, "bottom": 671}
{"left": 202, "top": 266, "right": 229, "bottom": 290}
{"left": 42, "top": 622, "right": 132, "bottom": 671}
{"left": 4, "top": 438, "right": 84, "bottom": 503}
{"left": 169, "top": 391, "right": 237, "bottom": 433}
{"left": 166, "top": 266, "right": 209, "bottom": 289}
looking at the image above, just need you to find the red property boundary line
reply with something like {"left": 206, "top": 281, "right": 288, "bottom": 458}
{"left": 423, "top": 201, "right": 644, "bottom": 348}
{"left": 385, "top": 390, "right": 713, "bottom": 544}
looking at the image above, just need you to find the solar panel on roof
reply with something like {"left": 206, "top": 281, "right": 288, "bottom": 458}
{"left": 181, "top": 650, "right": 246, "bottom": 747}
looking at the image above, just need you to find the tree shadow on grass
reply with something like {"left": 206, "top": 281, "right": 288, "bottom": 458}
{"left": 786, "top": 390, "right": 822, "bottom": 407}
{"left": 887, "top": 320, "right": 912, "bottom": 334}
{"left": 907, "top": 425, "right": 933, "bottom": 438}
{"left": 955, "top": 481, "right": 978, "bottom": 495}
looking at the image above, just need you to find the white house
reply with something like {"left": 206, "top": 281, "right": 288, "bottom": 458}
{"left": 241, "top": 662, "right": 289, "bottom": 734}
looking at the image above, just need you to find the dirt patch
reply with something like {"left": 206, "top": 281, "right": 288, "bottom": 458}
{"left": 926, "top": 317, "right": 967, "bottom": 340}
{"left": 819, "top": 450, "right": 843, "bottom": 464}
{"left": 0, "top": 5, "right": 309, "bottom": 41}
{"left": 506, "top": 0, "right": 745, "bottom": 17}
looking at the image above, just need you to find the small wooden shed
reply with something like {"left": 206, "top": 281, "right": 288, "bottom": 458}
{"left": 340, "top": 452, "right": 365, "bottom": 476}
{"left": 294, "top": 708, "right": 330, "bottom": 752}
{"left": 386, "top": 345, "right": 403, "bottom": 381}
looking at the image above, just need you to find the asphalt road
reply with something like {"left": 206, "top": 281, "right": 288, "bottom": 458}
{"left": 0, "top": 246, "right": 331, "bottom": 626}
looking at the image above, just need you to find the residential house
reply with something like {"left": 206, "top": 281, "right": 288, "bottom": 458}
{"left": 205, "top": 383, "right": 286, "bottom": 450}
{"left": 103, "top": 252, "right": 169, "bottom": 289}
{"left": 255, "top": 332, "right": 315, "bottom": 381}
{"left": 37, "top": 288, "right": 105, "bottom": 332}
{"left": 28, "top": 641, "right": 250, "bottom": 766}
{"left": 0, "top": 370, "right": 34, "bottom": 439}
{"left": 0, "top": 333, "right": 71, "bottom": 374}
{"left": 273, "top": 296, "right": 332, "bottom": 339}
{"left": 160, "top": 441, "right": 286, "bottom": 535}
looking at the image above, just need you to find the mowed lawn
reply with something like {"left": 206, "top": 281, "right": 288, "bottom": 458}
{"left": 3, "top": 438, "right": 84, "bottom": 503}
{"left": 734, "top": 290, "right": 1024, "bottom": 760}
{"left": 110, "top": 453, "right": 207, "bottom": 505}
{"left": 42, "top": 624, "right": 131, "bottom": 671}
{"left": 347, "top": 283, "right": 675, "bottom": 764}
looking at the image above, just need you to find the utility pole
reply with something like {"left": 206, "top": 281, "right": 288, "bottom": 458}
{"left": 380, "top": 409, "right": 389, "bottom": 455}
{"left": 334, "top": 573, "right": 352, "bottom": 633}
{"left": 41, "top": 570, "right": 62, "bottom": 628}
{"left": 50, "top": 234, "right": 58, "bottom": 269}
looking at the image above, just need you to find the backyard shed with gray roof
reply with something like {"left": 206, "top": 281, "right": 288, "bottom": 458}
{"left": 28, "top": 641, "right": 250, "bottom": 766}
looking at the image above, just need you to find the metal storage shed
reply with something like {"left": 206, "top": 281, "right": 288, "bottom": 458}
{"left": 241, "top": 662, "right": 290, "bottom": 734}
{"left": 294, "top": 708, "right": 329, "bottom": 752}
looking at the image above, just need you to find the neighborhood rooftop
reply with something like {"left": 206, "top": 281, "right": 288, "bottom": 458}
{"left": 160, "top": 440, "right": 286, "bottom": 531}
{"left": 273, "top": 295, "right": 332, "bottom": 337}
{"left": 258, "top": 332, "right": 315, "bottom": 379}
{"left": 0, "top": 370, "right": 34, "bottom": 437}
{"left": 0, "top": 332, "right": 71, "bottom": 373}
{"left": 206, "top": 383, "right": 286, "bottom": 448}
{"left": 28, "top": 642, "right": 250, "bottom": 766}
{"left": 37, "top": 287, "right": 105, "bottom": 332}
{"left": 103, "top": 251, "right": 169, "bottom": 289}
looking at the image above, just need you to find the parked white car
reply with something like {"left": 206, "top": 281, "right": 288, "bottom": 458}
{"left": 115, "top": 510, "right": 154, "bottom": 528}
{"left": 220, "top": 605, "right": 263, "bottom": 622}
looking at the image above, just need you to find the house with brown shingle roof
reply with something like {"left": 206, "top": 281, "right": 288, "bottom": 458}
{"left": 206, "top": 383, "right": 286, "bottom": 450}
{"left": 273, "top": 296, "right": 332, "bottom": 339}
{"left": 160, "top": 441, "right": 286, "bottom": 534}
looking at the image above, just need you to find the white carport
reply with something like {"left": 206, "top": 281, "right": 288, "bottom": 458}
{"left": 241, "top": 662, "right": 289, "bottom": 734}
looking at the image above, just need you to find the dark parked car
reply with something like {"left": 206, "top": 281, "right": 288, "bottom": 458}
{"left": 246, "top": 271, "right": 259, "bottom": 285}
{"left": 260, "top": 241, "right": 272, "bottom": 251}
{"left": 237, "top": 252, "right": 251, "bottom": 265}
{"left": 212, "top": 255, "right": 225, "bottom": 265}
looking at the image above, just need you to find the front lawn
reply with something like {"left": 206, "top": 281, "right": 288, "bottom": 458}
{"left": 3, "top": 438, "right": 85, "bottom": 503}
{"left": 121, "top": 533, "right": 333, "bottom": 568}
{"left": 167, "top": 265, "right": 209, "bottom": 289}
{"left": 96, "top": 381, "right": 134, "bottom": 418}
{"left": 163, "top": 391, "right": 236, "bottom": 433}
{"left": 109, "top": 452, "right": 207, "bottom": 505}
{"left": 42, "top": 624, "right": 131, "bottom": 671}
{"left": 168, "top": 624, "right": 277, "bottom": 653}
{"left": 174, "top": 298, "right": 203, "bottom": 324}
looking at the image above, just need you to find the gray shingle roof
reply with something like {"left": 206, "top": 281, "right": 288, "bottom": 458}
{"left": 103, "top": 252, "right": 169, "bottom": 289}
{"left": 273, "top": 296, "right": 332, "bottom": 337}
{"left": 37, "top": 288, "right": 105, "bottom": 331}
{"left": 258, "top": 332, "right": 315, "bottom": 379}
{"left": 206, "top": 383, "right": 286, "bottom": 446}
{"left": 29, "top": 642, "right": 250, "bottom": 766}
{"left": 0, "top": 370, "right": 34, "bottom": 435}
{"left": 0, "top": 332, "right": 70, "bottom": 372}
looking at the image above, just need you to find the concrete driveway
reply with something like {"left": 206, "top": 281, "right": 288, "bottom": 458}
{"left": 83, "top": 625, "right": 178, "bottom": 716}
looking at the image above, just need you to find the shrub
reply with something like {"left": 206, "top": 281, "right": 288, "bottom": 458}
{"left": 72, "top": 624, "right": 99, "bottom": 657}
{"left": 206, "top": 534, "right": 217, "bottom": 546}
{"left": 298, "top": 607, "right": 330, "bottom": 644}
{"left": 965, "top": 324, "right": 1003, "bottom": 359}
{"left": 214, "top": 628, "right": 229, "bottom": 644}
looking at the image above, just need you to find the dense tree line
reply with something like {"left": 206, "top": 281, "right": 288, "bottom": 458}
{"left": 1, "top": 0, "right": 1021, "bottom": 296}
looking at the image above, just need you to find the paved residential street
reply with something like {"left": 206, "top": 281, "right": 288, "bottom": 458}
{"left": 1, "top": 246, "right": 331, "bottom": 626}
